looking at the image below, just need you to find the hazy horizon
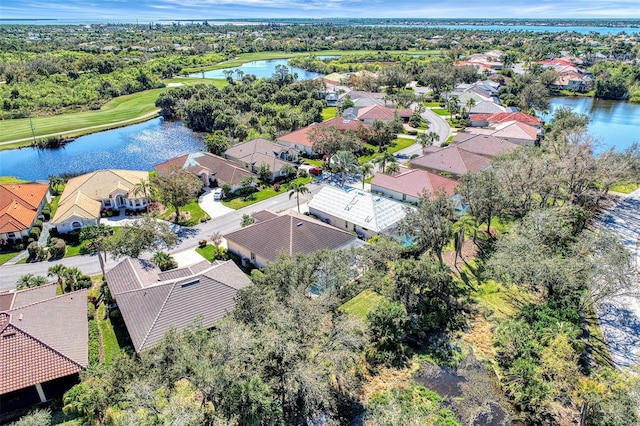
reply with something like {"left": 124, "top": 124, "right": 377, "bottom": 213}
{"left": 2, "top": 0, "right": 640, "bottom": 21}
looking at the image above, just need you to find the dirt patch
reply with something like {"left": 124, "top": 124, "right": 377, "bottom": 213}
{"left": 462, "top": 315, "right": 495, "bottom": 361}
{"left": 443, "top": 238, "right": 479, "bottom": 270}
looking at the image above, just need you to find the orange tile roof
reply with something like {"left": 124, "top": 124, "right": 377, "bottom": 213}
{"left": 0, "top": 184, "right": 49, "bottom": 234}
{"left": 410, "top": 146, "right": 492, "bottom": 177}
{"left": 470, "top": 112, "right": 541, "bottom": 127}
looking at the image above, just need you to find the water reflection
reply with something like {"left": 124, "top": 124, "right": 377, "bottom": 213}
{"left": 189, "top": 58, "right": 325, "bottom": 80}
{"left": 0, "top": 118, "right": 204, "bottom": 181}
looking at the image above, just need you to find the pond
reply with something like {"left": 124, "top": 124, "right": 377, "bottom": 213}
{"left": 546, "top": 97, "right": 640, "bottom": 153}
{"left": 0, "top": 118, "right": 204, "bottom": 181}
{"left": 188, "top": 58, "right": 325, "bottom": 80}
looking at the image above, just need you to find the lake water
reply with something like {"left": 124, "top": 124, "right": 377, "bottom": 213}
{"left": 188, "top": 59, "right": 325, "bottom": 80}
{"left": 368, "top": 24, "right": 640, "bottom": 35}
{"left": 0, "top": 118, "right": 204, "bottom": 181}
{"left": 546, "top": 97, "right": 640, "bottom": 152}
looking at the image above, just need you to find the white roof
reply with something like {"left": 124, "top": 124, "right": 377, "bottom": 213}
{"left": 308, "top": 186, "right": 412, "bottom": 233}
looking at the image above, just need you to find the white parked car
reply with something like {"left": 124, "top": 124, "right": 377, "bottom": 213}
{"left": 213, "top": 188, "right": 223, "bottom": 200}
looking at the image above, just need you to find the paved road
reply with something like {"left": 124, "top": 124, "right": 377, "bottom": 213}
{"left": 0, "top": 183, "right": 325, "bottom": 292}
{"left": 596, "top": 189, "right": 640, "bottom": 368}
{"left": 0, "top": 110, "right": 160, "bottom": 147}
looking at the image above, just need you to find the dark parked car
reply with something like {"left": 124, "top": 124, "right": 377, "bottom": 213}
{"left": 309, "top": 167, "right": 323, "bottom": 176}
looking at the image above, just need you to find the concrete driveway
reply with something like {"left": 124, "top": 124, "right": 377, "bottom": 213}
{"left": 199, "top": 187, "right": 234, "bottom": 219}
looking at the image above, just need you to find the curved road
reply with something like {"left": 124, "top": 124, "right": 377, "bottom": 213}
{"left": 0, "top": 183, "right": 325, "bottom": 291}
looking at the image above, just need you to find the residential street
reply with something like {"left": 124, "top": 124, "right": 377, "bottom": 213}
{"left": 419, "top": 106, "right": 451, "bottom": 146}
{"left": 596, "top": 189, "right": 640, "bottom": 368}
{"left": 0, "top": 183, "right": 325, "bottom": 292}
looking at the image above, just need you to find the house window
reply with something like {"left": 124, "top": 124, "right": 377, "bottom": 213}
{"left": 402, "top": 194, "right": 407, "bottom": 201}
{"left": 345, "top": 221, "right": 349, "bottom": 229}
{"left": 135, "top": 200, "right": 141, "bottom": 206}
{"left": 8, "top": 232, "right": 15, "bottom": 239}
{"left": 104, "top": 200, "right": 111, "bottom": 207}
{"left": 71, "top": 221, "right": 82, "bottom": 229}
{"left": 250, "top": 252, "right": 256, "bottom": 262}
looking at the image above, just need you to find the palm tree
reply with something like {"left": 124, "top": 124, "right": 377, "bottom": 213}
{"left": 446, "top": 96, "right": 459, "bottom": 119}
{"left": 373, "top": 151, "right": 396, "bottom": 174}
{"left": 16, "top": 274, "right": 47, "bottom": 290}
{"left": 465, "top": 98, "right": 476, "bottom": 117}
{"left": 359, "top": 162, "right": 375, "bottom": 189}
{"left": 332, "top": 150, "right": 358, "bottom": 187}
{"left": 385, "top": 162, "right": 400, "bottom": 176}
{"left": 62, "top": 267, "right": 83, "bottom": 293}
{"left": 48, "top": 264, "right": 68, "bottom": 294}
{"left": 288, "top": 181, "right": 310, "bottom": 213}
{"left": 132, "top": 178, "right": 152, "bottom": 211}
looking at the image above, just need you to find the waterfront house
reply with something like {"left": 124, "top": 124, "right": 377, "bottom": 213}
{"left": 224, "top": 210, "right": 366, "bottom": 269}
{"left": 308, "top": 186, "right": 412, "bottom": 240}
{"left": 0, "top": 183, "right": 50, "bottom": 244}
{"left": 409, "top": 145, "right": 492, "bottom": 179}
{"left": 105, "top": 258, "right": 252, "bottom": 353}
{"left": 155, "top": 152, "right": 257, "bottom": 190}
{"left": 0, "top": 285, "right": 87, "bottom": 411}
{"left": 224, "top": 138, "right": 299, "bottom": 181}
{"left": 51, "top": 170, "right": 148, "bottom": 233}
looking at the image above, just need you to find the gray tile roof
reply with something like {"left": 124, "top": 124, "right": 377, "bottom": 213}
{"left": 105, "top": 258, "right": 160, "bottom": 295}
{"left": 108, "top": 259, "right": 252, "bottom": 352}
{"left": 11, "top": 284, "right": 57, "bottom": 309}
{"left": 224, "top": 211, "right": 359, "bottom": 262}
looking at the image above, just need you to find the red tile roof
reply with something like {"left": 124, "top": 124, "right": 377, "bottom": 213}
{"left": 1, "top": 289, "right": 88, "bottom": 394}
{"left": 470, "top": 112, "right": 541, "bottom": 127}
{"left": 371, "top": 168, "right": 458, "bottom": 198}
{"left": 410, "top": 146, "right": 492, "bottom": 177}
{"left": 0, "top": 184, "right": 49, "bottom": 234}
{"left": 278, "top": 117, "right": 369, "bottom": 148}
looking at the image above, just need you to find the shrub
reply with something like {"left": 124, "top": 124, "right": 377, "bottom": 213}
{"left": 273, "top": 183, "right": 281, "bottom": 192}
{"left": 297, "top": 169, "right": 308, "bottom": 178}
{"left": 34, "top": 220, "right": 43, "bottom": 229}
{"left": 29, "top": 227, "right": 41, "bottom": 239}
{"left": 87, "top": 302, "right": 96, "bottom": 320}
{"left": 88, "top": 320, "right": 100, "bottom": 366}
{"left": 199, "top": 239, "right": 208, "bottom": 248}
{"left": 152, "top": 251, "right": 178, "bottom": 271}
{"left": 48, "top": 238, "right": 66, "bottom": 258}
{"left": 41, "top": 205, "right": 51, "bottom": 220}
{"left": 27, "top": 241, "right": 40, "bottom": 259}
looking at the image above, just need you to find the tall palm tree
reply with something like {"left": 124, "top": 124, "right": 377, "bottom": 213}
{"left": 132, "top": 178, "right": 152, "bottom": 211}
{"left": 48, "top": 264, "right": 68, "bottom": 294}
{"left": 359, "top": 162, "right": 375, "bottom": 189}
{"left": 465, "top": 98, "right": 476, "bottom": 117}
{"left": 385, "top": 162, "right": 400, "bottom": 176}
{"left": 288, "top": 181, "right": 310, "bottom": 213}
{"left": 332, "top": 150, "right": 358, "bottom": 187}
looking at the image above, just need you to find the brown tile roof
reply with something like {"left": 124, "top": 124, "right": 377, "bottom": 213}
{"left": 357, "top": 105, "right": 412, "bottom": 121}
{"left": 1, "top": 289, "right": 88, "bottom": 394}
{"left": 252, "top": 210, "right": 279, "bottom": 223}
{"left": 11, "top": 284, "right": 57, "bottom": 309}
{"left": 0, "top": 184, "right": 49, "bottom": 233}
{"left": 278, "top": 117, "right": 369, "bottom": 148}
{"left": 470, "top": 112, "right": 541, "bottom": 127}
{"left": 107, "top": 259, "right": 252, "bottom": 352}
{"left": 490, "top": 121, "right": 538, "bottom": 141}
{"left": 224, "top": 211, "right": 358, "bottom": 262}
{"left": 452, "top": 134, "right": 519, "bottom": 158}
{"left": 225, "top": 138, "right": 297, "bottom": 164}
{"left": 105, "top": 258, "right": 162, "bottom": 295}
{"left": 371, "top": 168, "right": 459, "bottom": 198}
{"left": 154, "top": 152, "right": 256, "bottom": 186}
{"left": 410, "top": 146, "right": 492, "bottom": 177}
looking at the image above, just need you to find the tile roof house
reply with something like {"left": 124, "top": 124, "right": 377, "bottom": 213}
{"left": 51, "top": 170, "right": 149, "bottom": 233}
{"left": 370, "top": 167, "right": 459, "bottom": 204}
{"left": 469, "top": 100, "right": 507, "bottom": 114}
{"left": 409, "top": 146, "right": 492, "bottom": 178}
{"left": 470, "top": 112, "right": 542, "bottom": 128}
{"left": 452, "top": 134, "right": 520, "bottom": 157}
{"left": 0, "top": 285, "right": 88, "bottom": 410}
{"left": 224, "top": 210, "right": 366, "bottom": 268}
{"left": 0, "top": 183, "right": 50, "bottom": 244}
{"left": 154, "top": 152, "right": 257, "bottom": 191}
{"left": 308, "top": 186, "right": 413, "bottom": 240}
{"left": 463, "top": 120, "right": 538, "bottom": 146}
{"left": 278, "top": 117, "right": 369, "bottom": 155}
{"left": 353, "top": 105, "right": 413, "bottom": 124}
{"left": 105, "top": 258, "right": 252, "bottom": 353}
{"left": 224, "top": 138, "right": 299, "bottom": 181}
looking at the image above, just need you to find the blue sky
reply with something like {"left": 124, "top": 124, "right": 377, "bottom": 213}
{"left": 2, "top": 0, "right": 640, "bottom": 20}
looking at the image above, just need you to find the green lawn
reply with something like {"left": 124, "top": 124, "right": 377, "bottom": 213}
{"left": 424, "top": 102, "right": 442, "bottom": 107}
{"left": 610, "top": 182, "right": 639, "bottom": 194}
{"left": 0, "top": 176, "right": 28, "bottom": 184}
{"left": 322, "top": 107, "right": 337, "bottom": 121}
{"left": 158, "top": 199, "right": 210, "bottom": 226}
{"left": 0, "top": 250, "right": 19, "bottom": 265}
{"left": 196, "top": 244, "right": 216, "bottom": 261}
{"left": 431, "top": 108, "right": 451, "bottom": 116}
{"left": 359, "top": 137, "right": 415, "bottom": 164}
{"left": 301, "top": 158, "right": 324, "bottom": 167}
{"left": 339, "top": 290, "right": 385, "bottom": 322}
{"left": 182, "top": 49, "right": 440, "bottom": 73}
{"left": 222, "top": 176, "right": 311, "bottom": 210}
{"left": 97, "top": 304, "right": 120, "bottom": 365}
